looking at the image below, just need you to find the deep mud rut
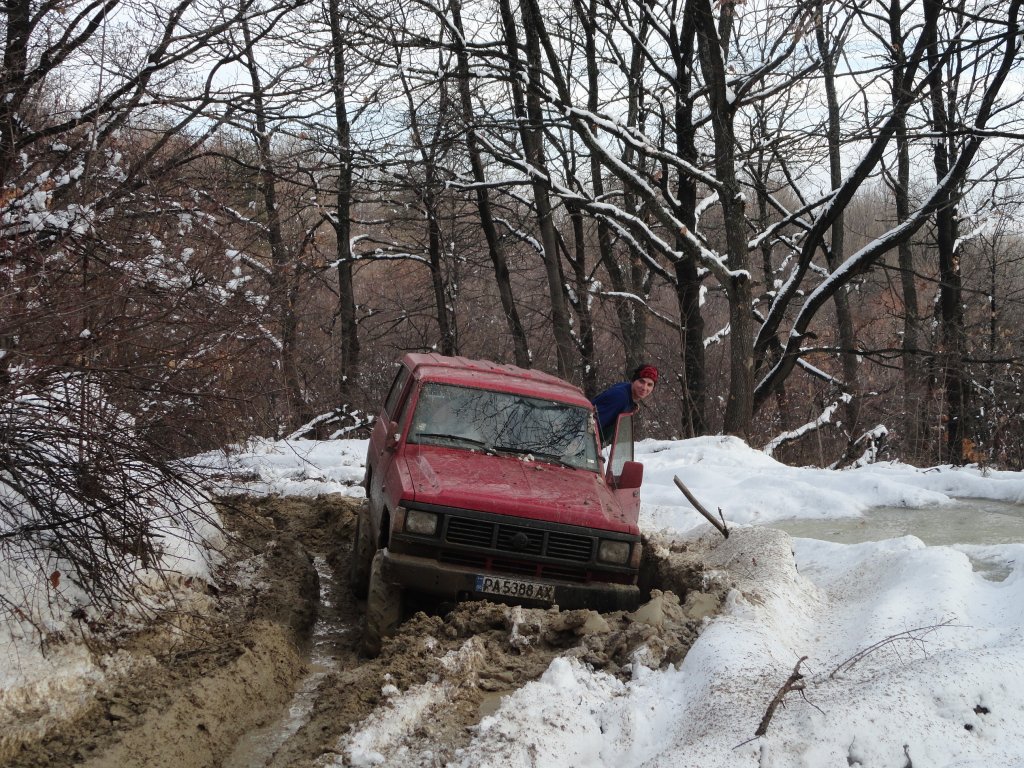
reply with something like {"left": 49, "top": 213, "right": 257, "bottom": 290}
{"left": 8, "top": 495, "right": 736, "bottom": 768}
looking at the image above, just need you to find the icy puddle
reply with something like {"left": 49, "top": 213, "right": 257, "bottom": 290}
{"left": 771, "top": 498, "right": 1024, "bottom": 580}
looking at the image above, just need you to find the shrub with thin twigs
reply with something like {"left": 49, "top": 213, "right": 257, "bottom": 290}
{"left": 1, "top": 368, "right": 223, "bottom": 639}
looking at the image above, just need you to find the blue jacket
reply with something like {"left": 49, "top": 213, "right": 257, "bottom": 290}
{"left": 591, "top": 381, "right": 634, "bottom": 444}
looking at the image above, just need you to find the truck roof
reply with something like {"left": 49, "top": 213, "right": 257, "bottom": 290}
{"left": 403, "top": 353, "right": 592, "bottom": 409}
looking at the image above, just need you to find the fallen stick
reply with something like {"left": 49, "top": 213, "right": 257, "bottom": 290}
{"left": 754, "top": 656, "right": 808, "bottom": 737}
{"left": 673, "top": 475, "right": 730, "bottom": 538}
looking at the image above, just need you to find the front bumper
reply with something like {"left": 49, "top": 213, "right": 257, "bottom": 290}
{"left": 380, "top": 549, "right": 641, "bottom": 612}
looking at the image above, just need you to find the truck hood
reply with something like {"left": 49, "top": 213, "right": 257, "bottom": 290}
{"left": 402, "top": 445, "right": 637, "bottom": 533}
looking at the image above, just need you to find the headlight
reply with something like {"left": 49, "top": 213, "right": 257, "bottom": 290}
{"left": 597, "top": 539, "right": 631, "bottom": 565}
{"left": 405, "top": 509, "right": 439, "bottom": 536}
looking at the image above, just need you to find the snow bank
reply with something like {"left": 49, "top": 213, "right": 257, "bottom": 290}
{"left": 447, "top": 525, "right": 1024, "bottom": 767}
{"left": 193, "top": 438, "right": 368, "bottom": 498}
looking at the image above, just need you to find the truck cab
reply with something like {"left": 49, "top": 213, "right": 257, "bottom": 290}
{"left": 351, "top": 353, "right": 643, "bottom": 655}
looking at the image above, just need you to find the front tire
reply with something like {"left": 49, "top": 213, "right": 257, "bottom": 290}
{"left": 361, "top": 551, "right": 403, "bottom": 657}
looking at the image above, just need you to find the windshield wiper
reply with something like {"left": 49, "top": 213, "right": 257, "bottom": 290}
{"left": 417, "top": 433, "right": 494, "bottom": 452}
{"left": 493, "top": 445, "right": 577, "bottom": 469}
{"left": 492, "top": 444, "right": 534, "bottom": 456}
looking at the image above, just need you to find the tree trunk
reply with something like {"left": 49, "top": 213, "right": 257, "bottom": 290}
{"left": 241, "top": 18, "right": 305, "bottom": 431}
{"left": 568, "top": 207, "right": 597, "bottom": 396}
{"left": 426, "top": 192, "right": 456, "bottom": 355}
{"left": 750, "top": 109, "right": 790, "bottom": 433}
{"left": 672, "top": 0, "right": 707, "bottom": 436}
{"left": 925, "top": 1, "right": 967, "bottom": 465}
{"left": 505, "top": 0, "right": 576, "bottom": 379}
{"left": 888, "top": 0, "right": 926, "bottom": 461}
{"left": 580, "top": 0, "right": 647, "bottom": 382}
{"left": 817, "top": 2, "right": 861, "bottom": 457}
{"left": 674, "top": 256, "right": 707, "bottom": 436}
{"left": 751, "top": 2, "right": 940, "bottom": 414}
{"left": 327, "top": 0, "right": 360, "bottom": 403}
{"left": 693, "top": 0, "right": 753, "bottom": 437}
{"left": 450, "top": 0, "right": 531, "bottom": 368}
{"left": 0, "top": 0, "right": 30, "bottom": 186}
{"left": 399, "top": 51, "right": 458, "bottom": 357}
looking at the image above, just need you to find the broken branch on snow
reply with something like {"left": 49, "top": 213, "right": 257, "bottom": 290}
{"left": 829, "top": 619, "right": 957, "bottom": 679}
{"left": 755, "top": 656, "right": 808, "bottom": 738}
{"left": 673, "top": 475, "right": 730, "bottom": 538}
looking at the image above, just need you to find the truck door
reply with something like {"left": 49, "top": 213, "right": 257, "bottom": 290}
{"left": 367, "top": 364, "right": 412, "bottom": 511}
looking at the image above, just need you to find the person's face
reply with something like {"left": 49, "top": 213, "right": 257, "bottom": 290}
{"left": 631, "top": 377, "right": 655, "bottom": 401}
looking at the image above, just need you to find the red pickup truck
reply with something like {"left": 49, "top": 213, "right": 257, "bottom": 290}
{"left": 351, "top": 353, "right": 644, "bottom": 655}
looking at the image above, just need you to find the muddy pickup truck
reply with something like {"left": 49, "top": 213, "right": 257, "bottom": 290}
{"left": 351, "top": 353, "right": 644, "bottom": 655}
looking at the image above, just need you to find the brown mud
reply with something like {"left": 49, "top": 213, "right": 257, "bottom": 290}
{"left": 4, "top": 495, "right": 740, "bottom": 768}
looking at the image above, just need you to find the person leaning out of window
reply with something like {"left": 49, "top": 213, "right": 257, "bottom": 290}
{"left": 591, "top": 364, "right": 658, "bottom": 445}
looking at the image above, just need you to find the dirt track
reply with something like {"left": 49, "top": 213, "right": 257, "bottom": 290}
{"left": 6, "top": 494, "right": 733, "bottom": 768}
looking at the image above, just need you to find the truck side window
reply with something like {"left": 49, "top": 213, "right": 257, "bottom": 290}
{"left": 383, "top": 367, "right": 411, "bottom": 419}
{"left": 609, "top": 413, "right": 634, "bottom": 479}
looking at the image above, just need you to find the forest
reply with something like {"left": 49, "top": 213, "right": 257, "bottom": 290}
{"left": 2, "top": 0, "right": 1024, "bottom": 477}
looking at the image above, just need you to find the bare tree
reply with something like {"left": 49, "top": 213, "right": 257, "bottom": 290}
{"left": 449, "top": 0, "right": 532, "bottom": 368}
{"left": 503, "top": 0, "right": 577, "bottom": 379}
{"left": 5, "top": 0, "right": 1024, "bottom": 477}
{"left": 394, "top": 41, "right": 461, "bottom": 355}
{"left": 926, "top": 0, "right": 968, "bottom": 464}
{"left": 882, "top": 0, "right": 929, "bottom": 462}
{"left": 325, "top": 0, "right": 363, "bottom": 402}
{"left": 815, "top": 0, "right": 862, "bottom": 462}
{"left": 753, "top": 0, "right": 1023, "bottom": 430}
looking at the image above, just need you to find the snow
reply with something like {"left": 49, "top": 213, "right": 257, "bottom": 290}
{"left": 6, "top": 434, "right": 1024, "bottom": 766}
{"left": 763, "top": 396, "right": 850, "bottom": 457}
{"left": 193, "top": 437, "right": 368, "bottom": 497}
{"left": 0, "top": 477, "right": 225, "bottom": 746}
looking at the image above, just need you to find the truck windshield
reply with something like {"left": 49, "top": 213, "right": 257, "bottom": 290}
{"left": 408, "top": 382, "right": 600, "bottom": 472}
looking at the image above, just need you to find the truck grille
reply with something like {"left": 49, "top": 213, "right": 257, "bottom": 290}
{"left": 445, "top": 516, "right": 593, "bottom": 562}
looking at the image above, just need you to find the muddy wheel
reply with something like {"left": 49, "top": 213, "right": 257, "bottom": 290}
{"left": 362, "top": 551, "right": 403, "bottom": 657}
{"left": 349, "top": 502, "right": 374, "bottom": 598}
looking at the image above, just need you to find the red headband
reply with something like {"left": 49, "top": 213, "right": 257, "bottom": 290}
{"left": 635, "top": 365, "right": 658, "bottom": 384}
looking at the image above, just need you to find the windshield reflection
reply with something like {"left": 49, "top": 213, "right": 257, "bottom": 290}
{"left": 408, "top": 383, "right": 599, "bottom": 472}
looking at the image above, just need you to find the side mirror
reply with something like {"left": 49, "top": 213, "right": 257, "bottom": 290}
{"left": 616, "top": 460, "right": 644, "bottom": 490}
{"left": 385, "top": 420, "right": 400, "bottom": 450}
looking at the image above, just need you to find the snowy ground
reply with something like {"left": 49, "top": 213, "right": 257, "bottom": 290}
{"left": 5, "top": 435, "right": 1024, "bottom": 767}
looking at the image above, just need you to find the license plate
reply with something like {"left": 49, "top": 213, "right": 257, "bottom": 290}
{"left": 475, "top": 575, "right": 555, "bottom": 603}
